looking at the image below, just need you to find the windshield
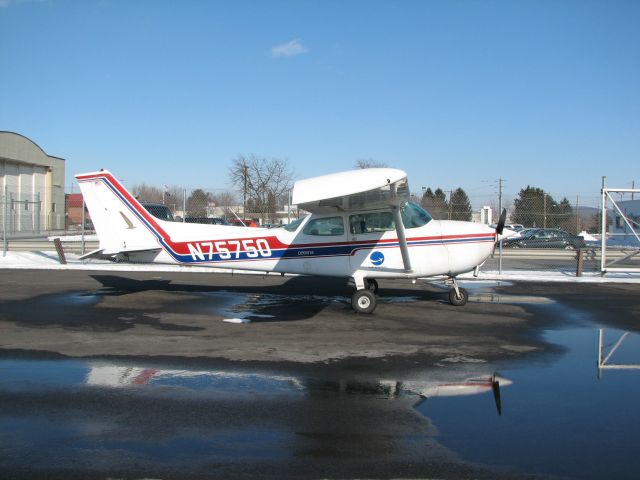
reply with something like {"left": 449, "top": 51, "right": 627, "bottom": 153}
{"left": 282, "top": 216, "right": 308, "bottom": 232}
{"left": 401, "top": 202, "right": 432, "bottom": 228}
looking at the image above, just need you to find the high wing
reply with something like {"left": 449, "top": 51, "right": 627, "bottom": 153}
{"left": 292, "top": 168, "right": 409, "bottom": 213}
{"left": 292, "top": 168, "right": 413, "bottom": 272}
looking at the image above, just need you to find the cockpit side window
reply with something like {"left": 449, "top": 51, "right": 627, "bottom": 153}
{"left": 349, "top": 203, "right": 432, "bottom": 234}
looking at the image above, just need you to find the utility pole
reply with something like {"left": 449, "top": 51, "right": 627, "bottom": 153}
{"left": 543, "top": 193, "right": 547, "bottom": 228}
{"left": 183, "top": 189, "right": 187, "bottom": 223}
{"left": 498, "top": 178, "right": 504, "bottom": 275}
{"left": 576, "top": 195, "right": 580, "bottom": 234}
{"left": 243, "top": 164, "right": 248, "bottom": 218}
{"left": 601, "top": 176, "right": 607, "bottom": 273}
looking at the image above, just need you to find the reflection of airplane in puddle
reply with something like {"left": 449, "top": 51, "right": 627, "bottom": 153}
{"left": 598, "top": 328, "right": 640, "bottom": 378}
{"left": 86, "top": 364, "right": 512, "bottom": 414}
{"left": 77, "top": 168, "right": 509, "bottom": 313}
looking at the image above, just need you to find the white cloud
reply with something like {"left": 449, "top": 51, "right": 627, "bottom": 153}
{"left": 271, "top": 39, "right": 308, "bottom": 58}
{"left": 0, "top": 0, "right": 48, "bottom": 7}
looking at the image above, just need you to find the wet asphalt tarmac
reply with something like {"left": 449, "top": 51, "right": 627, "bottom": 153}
{"left": 0, "top": 269, "right": 639, "bottom": 479}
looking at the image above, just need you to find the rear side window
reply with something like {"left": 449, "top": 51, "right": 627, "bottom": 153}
{"left": 303, "top": 216, "right": 345, "bottom": 236}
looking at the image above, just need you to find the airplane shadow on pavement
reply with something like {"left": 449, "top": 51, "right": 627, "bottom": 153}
{"left": 87, "top": 274, "right": 441, "bottom": 323}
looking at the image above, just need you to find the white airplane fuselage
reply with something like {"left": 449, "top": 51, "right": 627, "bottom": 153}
{"left": 151, "top": 216, "right": 496, "bottom": 280}
{"left": 76, "top": 171, "right": 497, "bottom": 282}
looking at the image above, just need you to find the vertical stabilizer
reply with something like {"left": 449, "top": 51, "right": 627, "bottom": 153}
{"left": 76, "top": 170, "right": 162, "bottom": 254}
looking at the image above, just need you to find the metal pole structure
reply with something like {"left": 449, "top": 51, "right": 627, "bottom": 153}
{"left": 598, "top": 328, "right": 604, "bottom": 379}
{"left": 601, "top": 176, "right": 607, "bottom": 274}
{"left": 633, "top": 181, "right": 635, "bottom": 201}
{"left": 3, "top": 186, "right": 7, "bottom": 257}
{"left": 498, "top": 178, "right": 503, "bottom": 275}
{"left": 575, "top": 195, "right": 580, "bottom": 234}
{"left": 183, "top": 188, "right": 186, "bottom": 223}
{"left": 81, "top": 196, "right": 86, "bottom": 256}
{"left": 543, "top": 194, "right": 547, "bottom": 228}
{"left": 36, "top": 192, "right": 41, "bottom": 234}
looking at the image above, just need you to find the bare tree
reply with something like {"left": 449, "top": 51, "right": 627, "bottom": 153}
{"left": 229, "top": 155, "right": 294, "bottom": 223}
{"left": 132, "top": 184, "right": 163, "bottom": 203}
{"left": 132, "top": 184, "right": 182, "bottom": 212}
{"left": 354, "top": 158, "right": 388, "bottom": 169}
{"left": 212, "top": 190, "right": 238, "bottom": 220}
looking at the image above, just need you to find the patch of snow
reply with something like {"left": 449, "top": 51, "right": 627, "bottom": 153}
{"left": 223, "top": 318, "right": 251, "bottom": 324}
{"left": 1, "top": 250, "right": 639, "bottom": 283}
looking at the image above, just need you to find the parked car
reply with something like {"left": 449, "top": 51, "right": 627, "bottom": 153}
{"left": 184, "top": 217, "right": 230, "bottom": 225}
{"left": 227, "top": 218, "right": 259, "bottom": 227}
{"left": 491, "top": 223, "right": 525, "bottom": 232}
{"left": 141, "top": 203, "right": 174, "bottom": 222}
{"left": 502, "top": 228, "right": 586, "bottom": 250}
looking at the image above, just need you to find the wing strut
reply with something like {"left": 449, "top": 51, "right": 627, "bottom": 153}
{"left": 390, "top": 184, "right": 413, "bottom": 273}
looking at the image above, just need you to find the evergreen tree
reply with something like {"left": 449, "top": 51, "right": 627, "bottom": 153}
{"left": 432, "top": 188, "right": 450, "bottom": 220}
{"left": 187, "top": 189, "right": 210, "bottom": 217}
{"left": 556, "top": 197, "right": 575, "bottom": 232}
{"left": 512, "top": 186, "right": 561, "bottom": 228}
{"left": 421, "top": 188, "right": 435, "bottom": 211}
{"left": 450, "top": 188, "right": 472, "bottom": 221}
{"left": 421, "top": 188, "right": 450, "bottom": 219}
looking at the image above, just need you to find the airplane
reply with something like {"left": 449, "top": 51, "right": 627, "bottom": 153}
{"left": 76, "top": 167, "right": 507, "bottom": 314}
{"left": 86, "top": 362, "right": 511, "bottom": 414}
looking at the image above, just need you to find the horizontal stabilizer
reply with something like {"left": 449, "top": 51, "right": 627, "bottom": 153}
{"left": 78, "top": 248, "right": 105, "bottom": 260}
{"left": 102, "top": 247, "right": 163, "bottom": 256}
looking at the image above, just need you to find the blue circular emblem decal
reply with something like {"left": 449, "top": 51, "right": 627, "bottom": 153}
{"left": 370, "top": 251, "right": 385, "bottom": 266}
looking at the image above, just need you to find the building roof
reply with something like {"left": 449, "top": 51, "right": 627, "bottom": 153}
{"left": 0, "top": 131, "right": 65, "bottom": 166}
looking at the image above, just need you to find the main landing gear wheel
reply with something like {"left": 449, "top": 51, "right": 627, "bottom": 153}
{"left": 366, "top": 278, "right": 379, "bottom": 294}
{"left": 448, "top": 287, "right": 469, "bottom": 306}
{"left": 352, "top": 289, "right": 377, "bottom": 314}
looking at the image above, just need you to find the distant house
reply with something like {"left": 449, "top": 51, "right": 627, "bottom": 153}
{"left": 65, "top": 193, "right": 88, "bottom": 228}
{"left": 610, "top": 199, "right": 640, "bottom": 244}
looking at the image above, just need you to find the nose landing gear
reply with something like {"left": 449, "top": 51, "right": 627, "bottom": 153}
{"left": 447, "top": 277, "right": 468, "bottom": 306}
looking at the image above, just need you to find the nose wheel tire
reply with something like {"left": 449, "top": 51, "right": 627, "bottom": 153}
{"left": 448, "top": 287, "right": 469, "bottom": 306}
{"left": 352, "top": 289, "right": 377, "bottom": 314}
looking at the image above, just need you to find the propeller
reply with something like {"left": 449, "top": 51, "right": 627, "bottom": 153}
{"left": 491, "top": 208, "right": 508, "bottom": 257}
{"left": 495, "top": 208, "right": 507, "bottom": 236}
{"left": 491, "top": 373, "right": 503, "bottom": 416}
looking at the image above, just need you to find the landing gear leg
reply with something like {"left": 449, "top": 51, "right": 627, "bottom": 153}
{"left": 351, "top": 275, "right": 378, "bottom": 314}
{"left": 366, "top": 278, "right": 379, "bottom": 294}
{"left": 447, "top": 277, "right": 468, "bottom": 306}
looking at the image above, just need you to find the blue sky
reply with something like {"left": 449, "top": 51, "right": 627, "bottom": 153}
{"left": 1, "top": 0, "right": 638, "bottom": 207}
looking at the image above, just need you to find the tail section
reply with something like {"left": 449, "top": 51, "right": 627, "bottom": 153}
{"left": 76, "top": 170, "right": 164, "bottom": 255}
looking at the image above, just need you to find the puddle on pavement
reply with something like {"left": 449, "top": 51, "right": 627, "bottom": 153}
{"left": 421, "top": 327, "right": 640, "bottom": 480}
{"left": 1, "top": 327, "right": 639, "bottom": 478}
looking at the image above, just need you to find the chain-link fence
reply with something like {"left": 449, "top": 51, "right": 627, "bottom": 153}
{"left": 4, "top": 181, "right": 639, "bottom": 277}
{"left": 0, "top": 188, "right": 67, "bottom": 237}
